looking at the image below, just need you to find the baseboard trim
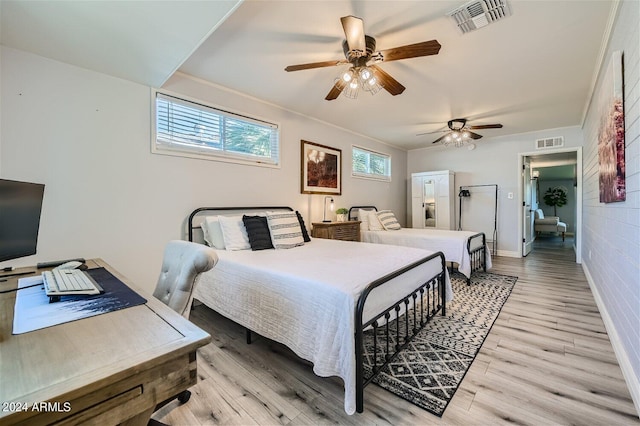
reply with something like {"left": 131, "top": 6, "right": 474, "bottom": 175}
{"left": 496, "top": 249, "right": 520, "bottom": 258}
{"left": 582, "top": 262, "right": 640, "bottom": 417}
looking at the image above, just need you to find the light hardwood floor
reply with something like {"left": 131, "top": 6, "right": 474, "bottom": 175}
{"left": 153, "top": 237, "right": 639, "bottom": 425}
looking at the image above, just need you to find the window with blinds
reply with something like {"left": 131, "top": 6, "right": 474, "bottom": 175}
{"left": 153, "top": 91, "right": 280, "bottom": 167}
{"left": 352, "top": 146, "right": 391, "bottom": 181}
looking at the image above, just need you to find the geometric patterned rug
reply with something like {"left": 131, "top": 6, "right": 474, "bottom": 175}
{"left": 362, "top": 271, "right": 517, "bottom": 417}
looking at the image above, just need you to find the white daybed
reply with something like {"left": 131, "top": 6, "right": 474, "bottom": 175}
{"left": 349, "top": 206, "right": 492, "bottom": 284}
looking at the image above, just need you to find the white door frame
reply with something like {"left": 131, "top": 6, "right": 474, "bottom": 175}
{"left": 517, "top": 147, "right": 582, "bottom": 263}
{"left": 522, "top": 158, "right": 534, "bottom": 256}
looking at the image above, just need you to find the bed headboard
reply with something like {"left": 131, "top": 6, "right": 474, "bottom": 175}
{"left": 188, "top": 206, "right": 293, "bottom": 243}
{"left": 348, "top": 206, "right": 378, "bottom": 221}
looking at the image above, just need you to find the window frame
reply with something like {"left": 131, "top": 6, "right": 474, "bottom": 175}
{"left": 351, "top": 145, "right": 392, "bottom": 182}
{"left": 151, "top": 89, "right": 281, "bottom": 168}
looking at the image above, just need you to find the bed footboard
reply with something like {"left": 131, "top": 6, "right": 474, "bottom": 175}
{"left": 354, "top": 251, "right": 446, "bottom": 413}
{"left": 466, "top": 232, "right": 487, "bottom": 285}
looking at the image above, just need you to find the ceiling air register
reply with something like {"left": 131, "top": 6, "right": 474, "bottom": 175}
{"left": 448, "top": 0, "right": 512, "bottom": 34}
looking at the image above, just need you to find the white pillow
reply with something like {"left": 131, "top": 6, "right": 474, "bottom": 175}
{"left": 358, "top": 209, "right": 371, "bottom": 231}
{"left": 368, "top": 210, "right": 385, "bottom": 231}
{"left": 218, "top": 215, "right": 251, "bottom": 250}
{"left": 377, "top": 210, "right": 401, "bottom": 230}
{"left": 266, "top": 211, "right": 304, "bottom": 249}
{"left": 201, "top": 216, "right": 226, "bottom": 249}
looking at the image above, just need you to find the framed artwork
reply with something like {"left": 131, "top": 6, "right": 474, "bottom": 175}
{"left": 301, "top": 140, "right": 341, "bottom": 195}
{"left": 598, "top": 50, "right": 625, "bottom": 203}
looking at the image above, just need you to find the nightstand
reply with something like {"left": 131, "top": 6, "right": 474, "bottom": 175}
{"left": 311, "top": 221, "right": 361, "bottom": 242}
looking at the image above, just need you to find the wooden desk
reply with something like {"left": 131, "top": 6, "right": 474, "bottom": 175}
{"left": 0, "top": 259, "right": 211, "bottom": 425}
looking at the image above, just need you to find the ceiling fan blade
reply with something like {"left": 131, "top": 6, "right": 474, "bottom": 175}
{"left": 432, "top": 134, "right": 448, "bottom": 144}
{"left": 325, "top": 79, "right": 347, "bottom": 101}
{"left": 468, "top": 123, "right": 503, "bottom": 130}
{"left": 377, "top": 40, "right": 441, "bottom": 62}
{"left": 467, "top": 131, "right": 483, "bottom": 140}
{"left": 369, "top": 65, "right": 405, "bottom": 96}
{"left": 285, "top": 59, "right": 349, "bottom": 72}
{"left": 341, "top": 16, "right": 366, "bottom": 55}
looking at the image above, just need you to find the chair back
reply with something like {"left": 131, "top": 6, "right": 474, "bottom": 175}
{"left": 154, "top": 240, "right": 218, "bottom": 318}
{"left": 534, "top": 209, "right": 544, "bottom": 220}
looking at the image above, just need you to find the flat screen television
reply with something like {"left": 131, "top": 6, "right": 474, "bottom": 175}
{"left": 0, "top": 179, "right": 45, "bottom": 263}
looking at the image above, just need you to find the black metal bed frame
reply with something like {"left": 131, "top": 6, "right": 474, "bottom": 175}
{"left": 187, "top": 206, "right": 447, "bottom": 413}
{"left": 349, "top": 205, "right": 487, "bottom": 285}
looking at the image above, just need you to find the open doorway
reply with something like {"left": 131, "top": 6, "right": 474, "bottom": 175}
{"left": 519, "top": 148, "right": 582, "bottom": 263}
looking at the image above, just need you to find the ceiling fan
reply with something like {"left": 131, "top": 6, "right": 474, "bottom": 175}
{"left": 284, "top": 16, "right": 441, "bottom": 100}
{"left": 418, "top": 118, "right": 503, "bottom": 146}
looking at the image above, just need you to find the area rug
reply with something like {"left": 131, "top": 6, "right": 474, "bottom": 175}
{"left": 362, "top": 271, "right": 517, "bottom": 416}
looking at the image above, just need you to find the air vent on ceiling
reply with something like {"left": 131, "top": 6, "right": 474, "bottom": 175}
{"left": 535, "top": 136, "right": 564, "bottom": 149}
{"left": 448, "top": 0, "right": 512, "bottom": 34}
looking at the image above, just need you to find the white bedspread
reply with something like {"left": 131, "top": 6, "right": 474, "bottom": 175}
{"left": 192, "top": 238, "right": 451, "bottom": 415}
{"left": 361, "top": 228, "right": 492, "bottom": 279}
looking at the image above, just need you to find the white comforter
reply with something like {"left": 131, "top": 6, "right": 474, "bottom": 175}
{"left": 361, "top": 228, "right": 492, "bottom": 279}
{"left": 192, "top": 238, "right": 451, "bottom": 415}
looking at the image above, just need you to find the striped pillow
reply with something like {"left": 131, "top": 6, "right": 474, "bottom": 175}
{"left": 266, "top": 212, "right": 305, "bottom": 249}
{"left": 377, "top": 210, "right": 401, "bottom": 230}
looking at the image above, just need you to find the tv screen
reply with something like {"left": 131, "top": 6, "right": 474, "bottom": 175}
{"left": 0, "top": 179, "right": 45, "bottom": 263}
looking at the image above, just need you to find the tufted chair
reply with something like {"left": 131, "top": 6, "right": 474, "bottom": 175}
{"left": 153, "top": 240, "right": 218, "bottom": 319}
{"left": 151, "top": 240, "right": 218, "bottom": 418}
{"left": 533, "top": 209, "right": 567, "bottom": 241}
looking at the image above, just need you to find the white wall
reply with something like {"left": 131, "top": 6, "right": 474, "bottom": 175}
{"left": 161, "top": 72, "right": 408, "bottom": 224}
{"left": 0, "top": 46, "right": 407, "bottom": 294}
{"left": 407, "top": 126, "right": 584, "bottom": 256}
{"left": 581, "top": 0, "right": 640, "bottom": 412}
{"left": 538, "top": 178, "right": 576, "bottom": 233}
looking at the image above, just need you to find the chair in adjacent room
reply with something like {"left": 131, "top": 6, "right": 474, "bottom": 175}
{"left": 533, "top": 209, "right": 567, "bottom": 241}
{"left": 151, "top": 239, "right": 218, "bottom": 417}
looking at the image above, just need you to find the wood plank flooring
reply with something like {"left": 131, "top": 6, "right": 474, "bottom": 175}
{"left": 153, "top": 236, "right": 639, "bottom": 425}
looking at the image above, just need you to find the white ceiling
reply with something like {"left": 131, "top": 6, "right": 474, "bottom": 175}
{"left": 0, "top": 0, "right": 242, "bottom": 88}
{"left": 530, "top": 151, "right": 577, "bottom": 180}
{"left": 1, "top": 0, "right": 615, "bottom": 150}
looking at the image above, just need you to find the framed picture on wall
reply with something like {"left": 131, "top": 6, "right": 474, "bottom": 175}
{"left": 597, "top": 50, "right": 626, "bottom": 203}
{"left": 301, "top": 140, "right": 342, "bottom": 195}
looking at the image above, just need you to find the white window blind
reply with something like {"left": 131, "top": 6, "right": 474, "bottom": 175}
{"left": 154, "top": 92, "right": 280, "bottom": 167}
{"left": 352, "top": 146, "right": 391, "bottom": 181}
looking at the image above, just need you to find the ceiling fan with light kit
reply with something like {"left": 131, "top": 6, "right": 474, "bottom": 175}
{"left": 418, "top": 118, "right": 503, "bottom": 148}
{"left": 285, "top": 15, "right": 441, "bottom": 100}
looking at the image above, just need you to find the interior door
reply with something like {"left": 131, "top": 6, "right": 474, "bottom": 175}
{"left": 411, "top": 176, "right": 424, "bottom": 228}
{"left": 522, "top": 159, "right": 534, "bottom": 256}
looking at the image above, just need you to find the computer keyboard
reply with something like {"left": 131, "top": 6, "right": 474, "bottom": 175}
{"left": 43, "top": 269, "right": 104, "bottom": 299}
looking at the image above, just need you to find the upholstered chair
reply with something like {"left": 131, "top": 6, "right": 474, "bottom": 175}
{"left": 153, "top": 240, "right": 218, "bottom": 319}
{"left": 151, "top": 240, "right": 218, "bottom": 418}
{"left": 533, "top": 209, "right": 567, "bottom": 241}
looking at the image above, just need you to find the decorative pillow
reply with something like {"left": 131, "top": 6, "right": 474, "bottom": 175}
{"left": 218, "top": 215, "right": 251, "bottom": 251}
{"left": 242, "top": 215, "right": 274, "bottom": 251}
{"left": 358, "top": 209, "right": 371, "bottom": 231}
{"left": 296, "top": 211, "right": 311, "bottom": 242}
{"left": 266, "top": 212, "right": 305, "bottom": 249}
{"left": 201, "top": 216, "right": 226, "bottom": 249}
{"left": 377, "top": 210, "right": 401, "bottom": 230}
{"left": 368, "top": 210, "right": 385, "bottom": 231}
